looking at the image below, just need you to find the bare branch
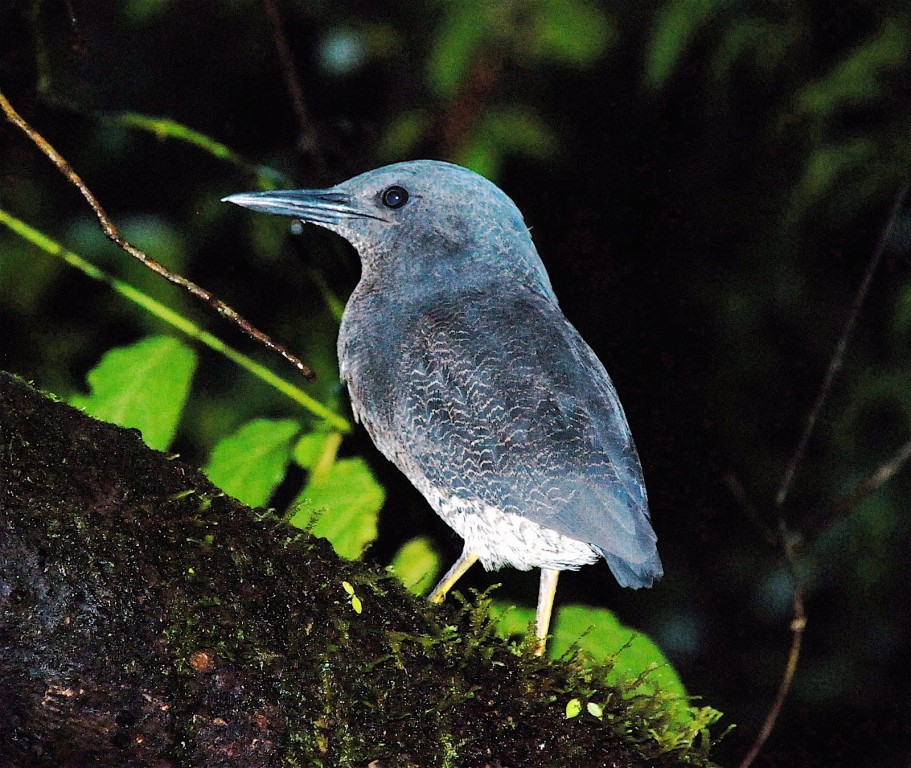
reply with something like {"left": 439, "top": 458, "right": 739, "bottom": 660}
{"left": 0, "top": 89, "right": 315, "bottom": 380}
{"left": 776, "top": 179, "right": 910, "bottom": 507}
{"left": 740, "top": 178, "right": 910, "bottom": 768}
{"left": 261, "top": 0, "right": 327, "bottom": 178}
{"left": 803, "top": 435, "right": 911, "bottom": 544}
{"left": 738, "top": 518, "right": 806, "bottom": 768}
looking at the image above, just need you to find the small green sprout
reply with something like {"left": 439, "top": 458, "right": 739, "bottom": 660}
{"left": 342, "top": 580, "right": 363, "bottom": 614}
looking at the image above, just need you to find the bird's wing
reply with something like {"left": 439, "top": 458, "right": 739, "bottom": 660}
{"left": 388, "top": 288, "right": 659, "bottom": 575}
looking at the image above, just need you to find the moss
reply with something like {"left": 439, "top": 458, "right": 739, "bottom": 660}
{"left": 0, "top": 371, "right": 720, "bottom": 767}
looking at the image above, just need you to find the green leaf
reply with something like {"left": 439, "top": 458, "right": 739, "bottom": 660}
{"left": 70, "top": 335, "right": 196, "bottom": 451}
{"left": 892, "top": 282, "right": 911, "bottom": 342}
{"left": 123, "top": 0, "right": 174, "bottom": 23}
{"left": 552, "top": 605, "right": 687, "bottom": 703}
{"left": 486, "top": 108, "right": 554, "bottom": 156}
{"left": 289, "top": 457, "right": 384, "bottom": 560}
{"left": 712, "top": 19, "right": 799, "bottom": 79}
{"left": 530, "top": 0, "right": 613, "bottom": 65}
{"left": 491, "top": 601, "right": 689, "bottom": 722}
{"left": 565, "top": 697, "right": 582, "bottom": 718}
{"left": 428, "top": 0, "right": 489, "bottom": 97}
{"left": 646, "top": 0, "right": 734, "bottom": 89}
{"left": 455, "top": 108, "right": 555, "bottom": 179}
{"left": 204, "top": 418, "right": 301, "bottom": 507}
{"left": 797, "top": 20, "right": 909, "bottom": 121}
{"left": 293, "top": 429, "right": 341, "bottom": 472}
{"left": 389, "top": 536, "right": 443, "bottom": 595}
{"left": 456, "top": 133, "right": 500, "bottom": 181}
{"left": 793, "top": 139, "right": 874, "bottom": 209}
{"left": 378, "top": 110, "right": 430, "bottom": 162}
{"left": 586, "top": 701, "right": 604, "bottom": 719}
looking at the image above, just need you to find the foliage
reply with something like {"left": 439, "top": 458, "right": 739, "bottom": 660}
{"left": 204, "top": 417, "right": 301, "bottom": 507}
{"left": 290, "top": 456, "right": 384, "bottom": 560}
{"left": 388, "top": 535, "right": 443, "bottom": 596}
{"left": 492, "top": 601, "right": 691, "bottom": 726}
{"left": 70, "top": 335, "right": 196, "bottom": 451}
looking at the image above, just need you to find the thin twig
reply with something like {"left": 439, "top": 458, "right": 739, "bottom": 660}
{"left": 776, "top": 179, "right": 910, "bottom": 507}
{"left": 0, "top": 207, "right": 349, "bottom": 430}
{"left": 802, "top": 435, "right": 911, "bottom": 544}
{"left": 738, "top": 519, "right": 806, "bottom": 768}
{"left": 260, "top": 0, "right": 327, "bottom": 178}
{"left": 39, "top": 91, "right": 292, "bottom": 188}
{"left": 723, "top": 472, "right": 777, "bottom": 546}
{"left": 0, "top": 89, "right": 314, "bottom": 380}
{"left": 740, "top": 179, "right": 910, "bottom": 768}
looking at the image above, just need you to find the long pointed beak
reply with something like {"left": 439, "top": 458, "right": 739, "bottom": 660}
{"left": 221, "top": 189, "right": 386, "bottom": 225}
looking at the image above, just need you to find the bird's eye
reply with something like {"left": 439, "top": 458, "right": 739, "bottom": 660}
{"left": 381, "top": 186, "right": 409, "bottom": 209}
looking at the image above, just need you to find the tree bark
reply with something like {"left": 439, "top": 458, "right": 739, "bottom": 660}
{"left": 0, "top": 372, "right": 712, "bottom": 767}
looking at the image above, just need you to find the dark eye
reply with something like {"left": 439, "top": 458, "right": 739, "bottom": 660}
{"left": 381, "top": 186, "right": 409, "bottom": 209}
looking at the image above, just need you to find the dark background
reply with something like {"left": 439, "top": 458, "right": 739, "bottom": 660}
{"left": 1, "top": 1, "right": 910, "bottom": 765}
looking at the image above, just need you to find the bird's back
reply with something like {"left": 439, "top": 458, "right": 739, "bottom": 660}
{"left": 339, "top": 281, "right": 662, "bottom": 588}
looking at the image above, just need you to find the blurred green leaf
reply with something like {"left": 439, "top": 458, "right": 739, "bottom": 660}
{"left": 456, "top": 107, "right": 554, "bottom": 179}
{"left": 389, "top": 536, "right": 443, "bottom": 595}
{"left": 70, "top": 335, "right": 196, "bottom": 451}
{"left": 797, "top": 20, "right": 909, "bottom": 121}
{"left": 530, "top": 0, "right": 613, "bottom": 64}
{"left": 67, "top": 215, "right": 195, "bottom": 333}
{"left": 646, "top": 0, "right": 734, "bottom": 89}
{"left": 289, "top": 457, "right": 384, "bottom": 560}
{"left": 712, "top": 18, "right": 799, "bottom": 78}
{"left": 892, "top": 281, "right": 911, "bottom": 342}
{"left": 833, "top": 369, "right": 911, "bottom": 452}
{"left": 428, "top": 0, "right": 489, "bottom": 97}
{"left": 123, "top": 0, "right": 174, "bottom": 23}
{"left": 0, "top": 239, "right": 62, "bottom": 313}
{"left": 457, "top": 133, "right": 499, "bottom": 181}
{"left": 205, "top": 418, "right": 301, "bottom": 507}
{"left": 378, "top": 110, "right": 430, "bottom": 162}
{"left": 486, "top": 107, "right": 554, "bottom": 155}
{"left": 793, "top": 139, "right": 874, "bottom": 209}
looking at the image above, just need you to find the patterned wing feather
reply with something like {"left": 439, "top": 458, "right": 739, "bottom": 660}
{"left": 384, "top": 288, "right": 661, "bottom": 584}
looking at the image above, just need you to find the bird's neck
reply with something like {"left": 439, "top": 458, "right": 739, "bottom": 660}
{"left": 356, "top": 239, "right": 557, "bottom": 307}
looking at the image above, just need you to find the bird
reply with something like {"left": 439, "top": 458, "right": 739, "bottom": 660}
{"left": 223, "top": 160, "right": 662, "bottom": 654}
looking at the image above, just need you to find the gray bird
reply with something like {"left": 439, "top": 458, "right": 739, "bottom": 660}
{"left": 224, "top": 160, "right": 662, "bottom": 654}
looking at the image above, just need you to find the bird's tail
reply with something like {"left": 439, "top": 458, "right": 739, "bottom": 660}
{"left": 604, "top": 550, "right": 664, "bottom": 589}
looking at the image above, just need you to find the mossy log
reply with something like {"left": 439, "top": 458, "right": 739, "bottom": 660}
{"left": 0, "top": 372, "right": 714, "bottom": 767}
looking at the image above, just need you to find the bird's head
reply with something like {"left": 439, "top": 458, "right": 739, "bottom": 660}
{"left": 223, "top": 160, "right": 556, "bottom": 299}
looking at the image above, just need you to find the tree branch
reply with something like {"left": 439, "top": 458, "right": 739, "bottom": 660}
{"left": 261, "top": 0, "right": 327, "bottom": 179}
{"left": 0, "top": 372, "right": 715, "bottom": 768}
{"left": 0, "top": 89, "right": 315, "bottom": 380}
{"left": 740, "top": 178, "right": 910, "bottom": 768}
{"left": 802, "top": 435, "right": 911, "bottom": 545}
{"left": 776, "top": 178, "right": 910, "bottom": 507}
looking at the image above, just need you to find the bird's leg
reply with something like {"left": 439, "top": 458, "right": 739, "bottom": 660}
{"left": 428, "top": 548, "right": 479, "bottom": 604}
{"left": 534, "top": 568, "right": 560, "bottom": 656}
